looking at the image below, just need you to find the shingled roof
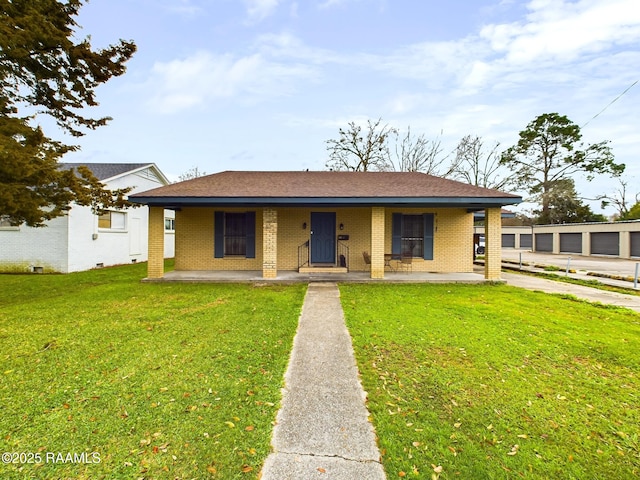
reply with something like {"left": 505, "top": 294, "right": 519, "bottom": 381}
{"left": 130, "top": 171, "right": 521, "bottom": 208}
{"left": 60, "top": 163, "right": 156, "bottom": 181}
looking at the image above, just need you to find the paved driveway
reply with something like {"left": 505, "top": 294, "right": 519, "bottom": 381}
{"left": 501, "top": 251, "right": 640, "bottom": 279}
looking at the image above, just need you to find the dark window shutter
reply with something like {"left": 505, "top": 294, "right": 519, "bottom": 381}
{"left": 423, "top": 213, "right": 434, "bottom": 260}
{"left": 245, "top": 211, "right": 256, "bottom": 258}
{"left": 392, "top": 213, "right": 402, "bottom": 257}
{"left": 214, "top": 211, "right": 224, "bottom": 258}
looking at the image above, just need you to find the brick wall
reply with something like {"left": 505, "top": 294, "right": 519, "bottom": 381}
{"left": 484, "top": 207, "right": 502, "bottom": 280}
{"left": 173, "top": 206, "right": 475, "bottom": 274}
{"left": 262, "top": 208, "right": 277, "bottom": 278}
{"left": 147, "top": 206, "right": 165, "bottom": 278}
{"left": 175, "top": 207, "right": 263, "bottom": 271}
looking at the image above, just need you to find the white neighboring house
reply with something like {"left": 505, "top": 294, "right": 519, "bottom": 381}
{"left": 0, "top": 163, "right": 175, "bottom": 273}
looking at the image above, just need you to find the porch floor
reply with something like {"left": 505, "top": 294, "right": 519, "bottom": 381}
{"left": 144, "top": 269, "right": 490, "bottom": 284}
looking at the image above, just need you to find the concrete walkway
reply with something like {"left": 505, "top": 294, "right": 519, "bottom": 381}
{"left": 502, "top": 272, "right": 640, "bottom": 313}
{"left": 261, "top": 283, "right": 386, "bottom": 480}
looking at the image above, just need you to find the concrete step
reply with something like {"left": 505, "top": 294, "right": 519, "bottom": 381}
{"left": 299, "top": 266, "right": 348, "bottom": 274}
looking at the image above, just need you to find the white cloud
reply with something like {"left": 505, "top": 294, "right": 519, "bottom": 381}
{"left": 318, "top": 0, "right": 348, "bottom": 8}
{"left": 244, "top": 0, "right": 282, "bottom": 23}
{"left": 147, "top": 51, "right": 317, "bottom": 114}
{"left": 164, "top": 0, "right": 204, "bottom": 17}
{"left": 481, "top": 0, "right": 640, "bottom": 64}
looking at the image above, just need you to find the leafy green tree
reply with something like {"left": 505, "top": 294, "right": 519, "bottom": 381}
{"left": 533, "top": 178, "right": 606, "bottom": 224}
{"left": 0, "top": 0, "right": 136, "bottom": 226}
{"left": 501, "top": 113, "right": 624, "bottom": 221}
{"left": 619, "top": 201, "right": 640, "bottom": 221}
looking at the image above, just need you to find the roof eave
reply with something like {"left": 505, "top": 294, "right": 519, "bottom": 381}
{"left": 130, "top": 196, "right": 522, "bottom": 208}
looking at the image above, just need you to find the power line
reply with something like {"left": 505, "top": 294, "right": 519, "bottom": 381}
{"left": 581, "top": 80, "right": 638, "bottom": 128}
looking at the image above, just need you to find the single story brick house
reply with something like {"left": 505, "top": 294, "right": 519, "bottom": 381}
{"left": 129, "top": 171, "right": 521, "bottom": 280}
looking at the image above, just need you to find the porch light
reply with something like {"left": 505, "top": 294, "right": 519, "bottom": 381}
{"left": 302, "top": 222, "right": 307, "bottom": 230}
{"left": 339, "top": 223, "right": 344, "bottom": 230}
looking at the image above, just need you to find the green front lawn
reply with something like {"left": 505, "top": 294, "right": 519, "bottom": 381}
{"left": 341, "top": 284, "right": 640, "bottom": 479}
{"left": 3, "top": 265, "right": 639, "bottom": 479}
{"left": 0, "top": 263, "right": 306, "bottom": 479}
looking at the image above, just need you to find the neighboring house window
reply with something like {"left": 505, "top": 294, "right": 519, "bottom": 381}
{"left": 0, "top": 215, "right": 19, "bottom": 230}
{"left": 392, "top": 213, "right": 434, "bottom": 260}
{"left": 165, "top": 218, "right": 175, "bottom": 231}
{"left": 98, "top": 211, "right": 127, "bottom": 230}
{"left": 214, "top": 211, "right": 256, "bottom": 258}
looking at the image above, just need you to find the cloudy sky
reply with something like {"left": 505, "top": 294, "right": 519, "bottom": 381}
{"left": 60, "top": 0, "right": 638, "bottom": 213}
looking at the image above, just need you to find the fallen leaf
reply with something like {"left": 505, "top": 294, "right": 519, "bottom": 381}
{"left": 517, "top": 434, "right": 528, "bottom": 439}
{"left": 225, "top": 421, "right": 235, "bottom": 428}
{"left": 317, "top": 467, "right": 326, "bottom": 473}
{"left": 399, "top": 472, "right": 406, "bottom": 477}
{"left": 454, "top": 422, "right": 462, "bottom": 428}
{"left": 241, "top": 465, "right": 253, "bottom": 473}
{"left": 432, "top": 465, "right": 443, "bottom": 473}
{"left": 245, "top": 425, "right": 255, "bottom": 431}
{"left": 207, "top": 465, "right": 217, "bottom": 474}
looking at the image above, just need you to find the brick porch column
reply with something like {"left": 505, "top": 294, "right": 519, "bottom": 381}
{"left": 484, "top": 207, "right": 502, "bottom": 280}
{"left": 147, "top": 206, "right": 165, "bottom": 279}
{"left": 263, "top": 208, "right": 277, "bottom": 279}
{"left": 371, "top": 207, "right": 385, "bottom": 279}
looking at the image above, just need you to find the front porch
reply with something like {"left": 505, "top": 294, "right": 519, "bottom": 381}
{"left": 143, "top": 268, "right": 491, "bottom": 284}
{"left": 146, "top": 205, "right": 505, "bottom": 281}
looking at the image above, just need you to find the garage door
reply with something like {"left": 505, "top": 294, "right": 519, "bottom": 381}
{"left": 590, "top": 232, "right": 619, "bottom": 256}
{"left": 559, "top": 233, "right": 582, "bottom": 254}
{"left": 631, "top": 232, "right": 640, "bottom": 258}
{"left": 502, "top": 234, "right": 515, "bottom": 248}
{"left": 535, "top": 233, "right": 553, "bottom": 252}
{"left": 520, "top": 234, "right": 532, "bottom": 249}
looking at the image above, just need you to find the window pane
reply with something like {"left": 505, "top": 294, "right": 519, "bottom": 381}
{"left": 98, "top": 212, "right": 111, "bottom": 229}
{"left": 111, "top": 212, "right": 126, "bottom": 229}
{"left": 225, "top": 213, "right": 246, "bottom": 255}
{"left": 401, "top": 215, "right": 424, "bottom": 257}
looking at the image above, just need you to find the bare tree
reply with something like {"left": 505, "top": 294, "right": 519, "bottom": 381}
{"left": 392, "top": 127, "right": 453, "bottom": 176}
{"left": 178, "top": 166, "right": 207, "bottom": 182}
{"left": 593, "top": 177, "right": 639, "bottom": 219}
{"left": 452, "top": 135, "right": 510, "bottom": 190}
{"left": 325, "top": 118, "right": 396, "bottom": 171}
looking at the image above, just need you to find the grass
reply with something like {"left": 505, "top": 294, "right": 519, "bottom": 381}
{"left": 341, "top": 283, "right": 640, "bottom": 479}
{"left": 0, "top": 262, "right": 306, "bottom": 479}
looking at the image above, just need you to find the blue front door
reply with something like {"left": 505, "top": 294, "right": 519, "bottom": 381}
{"left": 310, "top": 212, "right": 336, "bottom": 264}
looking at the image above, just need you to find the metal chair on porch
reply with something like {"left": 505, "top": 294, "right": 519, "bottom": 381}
{"left": 398, "top": 253, "right": 413, "bottom": 273}
{"left": 362, "top": 251, "right": 371, "bottom": 271}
